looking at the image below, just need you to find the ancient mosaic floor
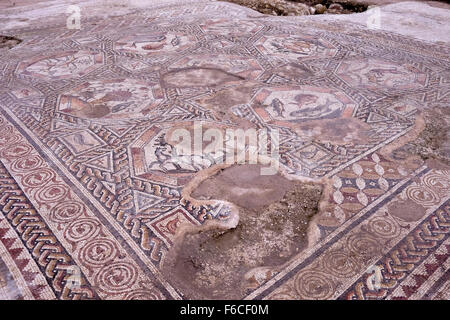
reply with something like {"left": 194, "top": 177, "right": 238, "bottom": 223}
{"left": 0, "top": 0, "right": 449, "bottom": 300}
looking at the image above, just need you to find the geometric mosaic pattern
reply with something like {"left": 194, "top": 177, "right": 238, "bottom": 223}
{"left": 0, "top": 1, "right": 448, "bottom": 299}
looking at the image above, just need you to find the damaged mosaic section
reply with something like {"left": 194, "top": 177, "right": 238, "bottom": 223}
{"left": 391, "top": 105, "right": 450, "bottom": 170}
{"left": 163, "top": 164, "right": 323, "bottom": 299}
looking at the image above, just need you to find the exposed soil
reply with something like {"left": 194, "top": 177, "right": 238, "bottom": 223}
{"left": 294, "top": 117, "right": 371, "bottom": 145}
{"left": 193, "top": 82, "right": 260, "bottom": 129}
{"left": 162, "top": 67, "right": 244, "bottom": 88}
{"left": 163, "top": 164, "right": 323, "bottom": 299}
{"left": 391, "top": 105, "right": 450, "bottom": 169}
{"left": 388, "top": 198, "right": 426, "bottom": 222}
{"left": 192, "top": 164, "right": 297, "bottom": 209}
{"left": 0, "top": 35, "right": 21, "bottom": 49}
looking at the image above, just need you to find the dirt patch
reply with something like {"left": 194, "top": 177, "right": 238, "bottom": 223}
{"left": 76, "top": 103, "right": 111, "bottom": 119}
{"left": 192, "top": 164, "right": 296, "bottom": 209}
{"left": 163, "top": 164, "right": 323, "bottom": 299}
{"left": 162, "top": 67, "right": 244, "bottom": 88}
{"left": 388, "top": 198, "right": 425, "bottom": 222}
{"left": 294, "top": 117, "right": 371, "bottom": 145}
{"left": 194, "top": 83, "right": 254, "bottom": 111}
{"left": 272, "top": 63, "right": 315, "bottom": 80}
{"left": 193, "top": 83, "right": 259, "bottom": 128}
{"left": 391, "top": 106, "right": 450, "bottom": 169}
{"left": 0, "top": 35, "right": 21, "bottom": 49}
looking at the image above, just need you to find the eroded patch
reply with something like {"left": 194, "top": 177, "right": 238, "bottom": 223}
{"left": 293, "top": 117, "right": 370, "bottom": 145}
{"left": 391, "top": 105, "right": 450, "bottom": 169}
{"left": 192, "top": 164, "right": 296, "bottom": 209}
{"left": 388, "top": 198, "right": 425, "bottom": 222}
{"left": 161, "top": 67, "right": 244, "bottom": 88}
{"left": 163, "top": 164, "right": 323, "bottom": 299}
{"left": 0, "top": 35, "right": 21, "bottom": 49}
{"left": 195, "top": 83, "right": 255, "bottom": 110}
{"left": 193, "top": 83, "right": 259, "bottom": 128}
